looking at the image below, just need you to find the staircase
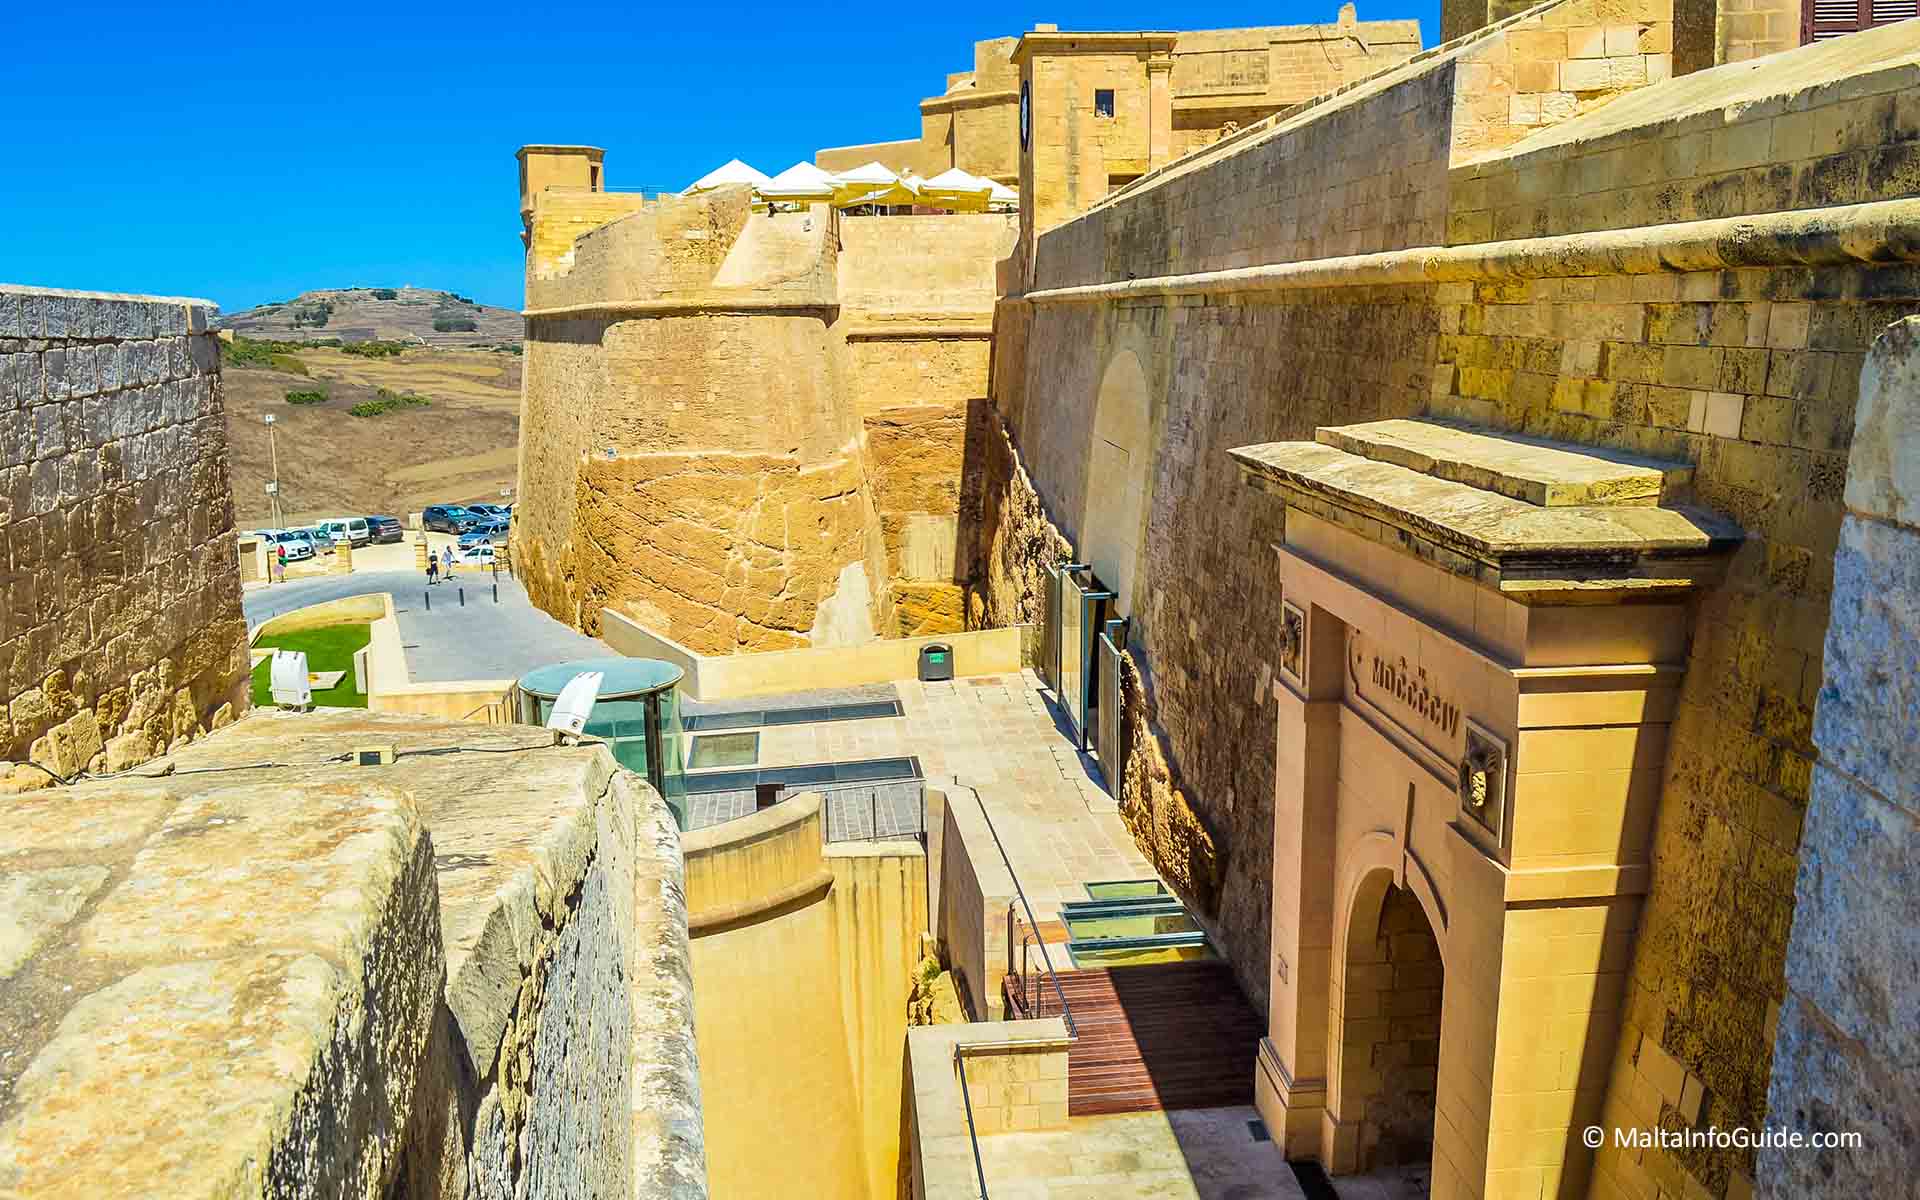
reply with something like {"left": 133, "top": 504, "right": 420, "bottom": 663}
{"left": 1054, "top": 960, "right": 1265, "bottom": 1116}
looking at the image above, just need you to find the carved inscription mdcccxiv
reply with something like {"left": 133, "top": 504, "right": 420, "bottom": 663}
{"left": 1352, "top": 645, "right": 1461, "bottom": 741}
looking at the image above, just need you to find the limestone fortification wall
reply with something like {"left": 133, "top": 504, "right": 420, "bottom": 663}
{"left": 1757, "top": 317, "right": 1920, "bottom": 1195}
{"left": 0, "top": 710, "right": 705, "bottom": 1199}
{"left": 839, "top": 215, "right": 1017, "bottom": 632}
{"left": 971, "top": 19, "right": 1920, "bottom": 1198}
{"left": 516, "top": 186, "right": 1014, "bottom": 650}
{"left": 0, "top": 285, "right": 250, "bottom": 789}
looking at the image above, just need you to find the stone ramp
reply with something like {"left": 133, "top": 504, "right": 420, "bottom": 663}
{"left": 1058, "top": 961, "right": 1265, "bottom": 1116}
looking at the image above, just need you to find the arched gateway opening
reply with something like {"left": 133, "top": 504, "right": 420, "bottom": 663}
{"left": 1235, "top": 417, "right": 1742, "bottom": 1197}
{"left": 1336, "top": 873, "right": 1443, "bottom": 1179}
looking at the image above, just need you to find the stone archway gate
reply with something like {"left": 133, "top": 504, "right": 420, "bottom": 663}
{"left": 1230, "top": 419, "right": 1742, "bottom": 1199}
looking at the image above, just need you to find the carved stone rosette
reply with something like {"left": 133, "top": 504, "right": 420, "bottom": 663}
{"left": 1280, "top": 600, "right": 1306, "bottom": 685}
{"left": 1458, "top": 719, "right": 1508, "bottom": 844}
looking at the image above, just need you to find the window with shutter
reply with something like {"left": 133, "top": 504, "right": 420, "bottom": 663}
{"left": 1804, "top": 0, "right": 1917, "bottom": 42}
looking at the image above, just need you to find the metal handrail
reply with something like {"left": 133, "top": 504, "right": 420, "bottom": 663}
{"left": 955, "top": 779, "right": 1076, "bottom": 1039}
{"left": 458, "top": 698, "right": 505, "bottom": 723}
{"left": 954, "top": 1051, "right": 991, "bottom": 1199}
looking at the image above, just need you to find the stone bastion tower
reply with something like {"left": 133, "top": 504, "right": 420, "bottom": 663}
{"left": 512, "top": 147, "right": 1013, "bottom": 655}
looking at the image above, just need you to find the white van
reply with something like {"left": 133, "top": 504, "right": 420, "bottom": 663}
{"left": 319, "top": 517, "right": 370, "bottom": 548}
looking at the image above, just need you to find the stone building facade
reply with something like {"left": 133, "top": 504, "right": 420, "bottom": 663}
{"left": 818, "top": 9, "right": 1423, "bottom": 232}
{"left": 0, "top": 285, "right": 251, "bottom": 787}
{"left": 966, "top": 11, "right": 1920, "bottom": 1199}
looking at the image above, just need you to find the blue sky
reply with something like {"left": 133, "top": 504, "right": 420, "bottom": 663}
{"left": 1, "top": 0, "right": 1434, "bottom": 314}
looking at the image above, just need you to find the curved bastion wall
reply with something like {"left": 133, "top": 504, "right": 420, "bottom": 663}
{"left": 680, "top": 792, "right": 928, "bottom": 1200}
{"left": 514, "top": 172, "right": 1016, "bottom": 653}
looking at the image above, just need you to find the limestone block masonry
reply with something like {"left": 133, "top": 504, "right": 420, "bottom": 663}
{"left": 0, "top": 709, "right": 706, "bottom": 1200}
{"left": 1757, "top": 317, "right": 1920, "bottom": 1195}
{"left": 972, "top": 17, "right": 1920, "bottom": 1198}
{"left": 0, "top": 285, "right": 251, "bottom": 788}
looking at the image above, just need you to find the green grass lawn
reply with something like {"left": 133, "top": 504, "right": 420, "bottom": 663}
{"left": 251, "top": 622, "right": 373, "bottom": 708}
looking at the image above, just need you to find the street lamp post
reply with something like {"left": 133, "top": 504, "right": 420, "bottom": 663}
{"left": 264, "top": 414, "right": 282, "bottom": 527}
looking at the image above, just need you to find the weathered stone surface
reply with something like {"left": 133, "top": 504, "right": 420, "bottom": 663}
{"left": 1758, "top": 993, "right": 1920, "bottom": 1196}
{"left": 0, "top": 867, "right": 109, "bottom": 981}
{"left": 1761, "top": 310, "right": 1920, "bottom": 1199}
{"left": 1776, "top": 765, "right": 1920, "bottom": 1064}
{"left": 1811, "top": 517, "right": 1920, "bottom": 817}
{"left": 1314, "top": 417, "right": 1692, "bottom": 506}
{"left": 1230, "top": 437, "right": 1742, "bottom": 578}
{"left": 1841, "top": 311, "right": 1920, "bottom": 527}
{"left": 0, "top": 708, "right": 702, "bottom": 1200}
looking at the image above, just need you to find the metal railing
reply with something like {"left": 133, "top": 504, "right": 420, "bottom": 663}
{"left": 819, "top": 780, "right": 928, "bottom": 845}
{"left": 953, "top": 779, "right": 1077, "bottom": 1039}
{"left": 953, "top": 1052, "right": 992, "bottom": 1200}
{"left": 683, "top": 777, "right": 928, "bottom": 843}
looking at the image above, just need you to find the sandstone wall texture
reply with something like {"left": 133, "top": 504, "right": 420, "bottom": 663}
{"left": 0, "top": 285, "right": 251, "bottom": 790}
{"left": 516, "top": 187, "right": 1015, "bottom": 651}
{"left": 681, "top": 794, "right": 928, "bottom": 1200}
{"left": 0, "top": 709, "right": 705, "bottom": 1200}
{"left": 971, "top": 20, "right": 1920, "bottom": 1198}
{"left": 1756, "top": 317, "right": 1920, "bottom": 1196}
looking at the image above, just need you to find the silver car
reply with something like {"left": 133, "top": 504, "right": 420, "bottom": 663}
{"left": 259, "top": 530, "right": 314, "bottom": 562}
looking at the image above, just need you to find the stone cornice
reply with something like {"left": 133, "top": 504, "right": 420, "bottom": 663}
{"left": 1016, "top": 198, "right": 1920, "bottom": 304}
{"left": 1010, "top": 30, "right": 1179, "bottom": 64}
{"left": 920, "top": 87, "right": 1019, "bottom": 115}
{"left": 523, "top": 295, "right": 837, "bottom": 320}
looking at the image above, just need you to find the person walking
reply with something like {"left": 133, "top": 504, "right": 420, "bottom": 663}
{"left": 443, "top": 542, "right": 457, "bottom": 578}
{"left": 426, "top": 549, "right": 439, "bottom": 586}
{"left": 273, "top": 542, "right": 287, "bottom": 583}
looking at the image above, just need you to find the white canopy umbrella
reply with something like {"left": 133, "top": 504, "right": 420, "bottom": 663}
{"left": 682, "top": 158, "right": 772, "bottom": 194}
{"left": 761, "top": 161, "right": 839, "bottom": 199}
{"left": 832, "top": 160, "right": 901, "bottom": 188}
{"left": 924, "top": 167, "right": 993, "bottom": 194}
{"left": 987, "top": 180, "right": 1019, "bottom": 211}
{"left": 921, "top": 167, "right": 996, "bottom": 212}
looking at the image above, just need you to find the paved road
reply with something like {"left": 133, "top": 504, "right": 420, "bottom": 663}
{"left": 244, "top": 569, "right": 610, "bottom": 683}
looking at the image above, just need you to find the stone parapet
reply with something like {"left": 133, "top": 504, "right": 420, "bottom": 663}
{"left": 0, "top": 709, "right": 704, "bottom": 1199}
{"left": 0, "top": 284, "right": 250, "bottom": 788}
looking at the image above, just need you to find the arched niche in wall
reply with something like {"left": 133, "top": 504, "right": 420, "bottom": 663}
{"left": 1079, "top": 348, "right": 1152, "bottom": 617}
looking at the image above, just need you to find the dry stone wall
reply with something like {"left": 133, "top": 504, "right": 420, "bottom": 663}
{"left": 0, "top": 285, "right": 250, "bottom": 788}
{"left": 973, "top": 22, "right": 1920, "bottom": 1198}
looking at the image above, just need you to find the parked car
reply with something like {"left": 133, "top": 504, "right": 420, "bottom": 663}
{"left": 423, "top": 504, "right": 477, "bottom": 534}
{"left": 363, "top": 515, "right": 404, "bottom": 544}
{"left": 466, "top": 503, "right": 511, "bottom": 520}
{"left": 319, "top": 516, "right": 370, "bottom": 548}
{"left": 295, "top": 522, "right": 334, "bottom": 552}
{"left": 286, "top": 528, "right": 326, "bottom": 557}
{"left": 450, "top": 541, "right": 496, "bottom": 566}
{"left": 259, "top": 530, "right": 314, "bottom": 562}
{"left": 459, "top": 518, "right": 509, "bottom": 545}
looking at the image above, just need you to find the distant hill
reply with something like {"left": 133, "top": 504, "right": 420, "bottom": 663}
{"left": 217, "top": 286, "right": 522, "bottom": 346}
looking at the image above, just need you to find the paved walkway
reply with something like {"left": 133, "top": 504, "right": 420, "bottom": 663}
{"left": 242, "top": 569, "right": 608, "bottom": 683}
{"left": 705, "top": 671, "right": 1156, "bottom": 918}
{"left": 977, "top": 1105, "right": 1305, "bottom": 1200}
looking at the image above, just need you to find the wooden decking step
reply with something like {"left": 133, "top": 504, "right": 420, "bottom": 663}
{"left": 1046, "top": 961, "right": 1263, "bottom": 1116}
